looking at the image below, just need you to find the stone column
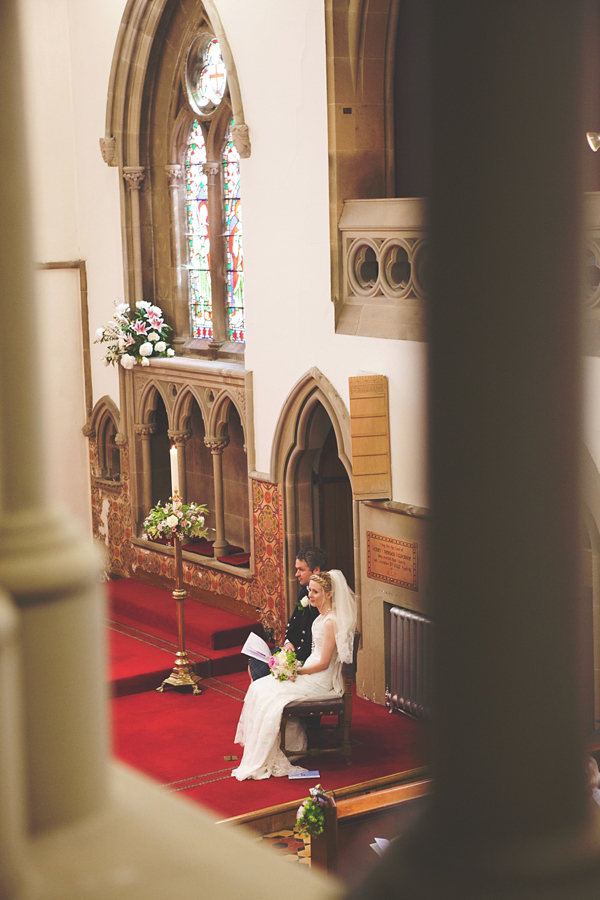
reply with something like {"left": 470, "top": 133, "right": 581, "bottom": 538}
{"left": 203, "top": 161, "right": 228, "bottom": 347}
{"left": 165, "top": 164, "right": 187, "bottom": 349}
{"left": 204, "top": 437, "right": 230, "bottom": 557}
{"left": 134, "top": 424, "right": 157, "bottom": 521}
{"left": 0, "top": 0, "right": 107, "bottom": 839}
{"left": 168, "top": 429, "right": 192, "bottom": 502}
{"left": 0, "top": 589, "right": 27, "bottom": 898}
{"left": 123, "top": 165, "right": 145, "bottom": 313}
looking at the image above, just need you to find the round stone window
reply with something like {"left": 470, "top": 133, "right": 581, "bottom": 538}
{"left": 185, "top": 34, "right": 227, "bottom": 116}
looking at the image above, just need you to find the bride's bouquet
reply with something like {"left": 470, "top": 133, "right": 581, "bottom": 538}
{"left": 269, "top": 648, "right": 298, "bottom": 681}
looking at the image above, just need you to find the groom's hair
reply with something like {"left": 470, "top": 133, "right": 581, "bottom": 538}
{"left": 297, "top": 546, "right": 328, "bottom": 572}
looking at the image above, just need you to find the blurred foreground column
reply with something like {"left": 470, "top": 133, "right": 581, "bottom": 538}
{"left": 351, "top": 1, "right": 600, "bottom": 897}
{"left": 0, "top": 0, "right": 107, "bottom": 840}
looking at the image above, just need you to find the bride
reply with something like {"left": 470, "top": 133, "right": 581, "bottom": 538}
{"left": 231, "top": 569, "right": 356, "bottom": 781}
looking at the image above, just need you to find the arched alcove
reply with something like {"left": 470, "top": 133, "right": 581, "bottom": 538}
{"left": 222, "top": 402, "right": 249, "bottom": 553}
{"left": 271, "top": 368, "right": 356, "bottom": 614}
{"left": 150, "top": 395, "right": 171, "bottom": 506}
{"left": 89, "top": 396, "right": 123, "bottom": 483}
{"left": 187, "top": 399, "right": 216, "bottom": 537}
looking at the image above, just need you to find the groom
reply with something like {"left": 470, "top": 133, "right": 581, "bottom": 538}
{"left": 249, "top": 546, "right": 328, "bottom": 680}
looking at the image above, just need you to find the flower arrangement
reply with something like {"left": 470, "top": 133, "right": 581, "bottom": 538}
{"left": 295, "top": 785, "right": 328, "bottom": 838}
{"left": 95, "top": 301, "right": 175, "bottom": 368}
{"left": 296, "top": 592, "right": 310, "bottom": 611}
{"left": 142, "top": 493, "right": 209, "bottom": 543}
{"left": 269, "top": 648, "right": 299, "bottom": 681}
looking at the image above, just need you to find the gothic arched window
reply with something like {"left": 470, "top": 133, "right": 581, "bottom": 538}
{"left": 182, "top": 35, "right": 245, "bottom": 349}
{"left": 185, "top": 116, "right": 245, "bottom": 343}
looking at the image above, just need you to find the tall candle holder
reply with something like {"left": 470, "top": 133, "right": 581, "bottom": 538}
{"left": 156, "top": 531, "right": 203, "bottom": 695}
{"left": 141, "top": 486, "right": 209, "bottom": 696}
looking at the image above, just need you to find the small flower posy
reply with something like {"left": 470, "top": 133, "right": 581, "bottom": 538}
{"left": 295, "top": 784, "right": 328, "bottom": 838}
{"left": 95, "top": 301, "right": 175, "bottom": 368}
{"left": 142, "top": 493, "right": 209, "bottom": 543}
{"left": 296, "top": 594, "right": 310, "bottom": 611}
{"left": 269, "top": 648, "right": 299, "bottom": 681}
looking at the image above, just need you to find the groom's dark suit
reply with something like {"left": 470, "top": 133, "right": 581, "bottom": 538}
{"left": 249, "top": 585, "right": 319, "bottom": 680}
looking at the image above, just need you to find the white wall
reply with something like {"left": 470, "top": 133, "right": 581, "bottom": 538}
{"left": 17, "top": 0, "right": 124, "bottom": 531}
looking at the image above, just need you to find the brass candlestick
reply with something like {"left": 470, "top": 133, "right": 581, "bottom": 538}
{"left": 157, "top": 528, "right": 203, "bottom": 695}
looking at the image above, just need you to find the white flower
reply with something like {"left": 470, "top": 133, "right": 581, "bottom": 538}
{"left": 167, "top": 348, "right": 175, "bottom": 357}
{"left": 141, "top": 357, "right": 150, "bottom": 366}
{"left": 136, "top": 301, "right": 150, "bottom": 309}
{"left": 149, "top": 305, "right": 162, "bottom": 315}
{"left": 96, "top": 327, "right": 105, "bottom": 339}
{"left": 148, "top": 332, "right": 159, "bottom": 342}
{"left": 120, "top": 354, "right": 136, "bottom": 369}
{"left": 139, "top": 342, "right": 153, "bottom": 357}
{"left": 155, "top": 341, "right": 166, "bottom": 352}
{"left": 115, "top": 303, "right": 128, "bottom": 315}
{"left": 300, "top": 595, "right": 310, "bottom": 607}
{"left": 166, "top": 515, "right": 179, "bottom": 528}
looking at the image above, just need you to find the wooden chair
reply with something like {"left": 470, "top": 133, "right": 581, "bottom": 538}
{"left": 280, "top": 632, "right": 360, "bottom": 766}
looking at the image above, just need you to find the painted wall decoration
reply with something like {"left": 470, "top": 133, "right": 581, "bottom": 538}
{"left": 91, "top": 444, "right": 286, "bottom": 640}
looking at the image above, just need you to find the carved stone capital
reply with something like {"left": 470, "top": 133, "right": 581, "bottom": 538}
{"left": 167, "top": 429, "right": 192, "bottom": 446}
{"left": 231, "top": 123, "right": 251, "bottom": 159}
{"left": 99, "top": 135, "right": 117, "bottom": 167}
{"left": 123, "top": 166, "right": 145, "bottom": 190}
{"left": 81, "top": 422, "right": 94, "bottom": 438}
{"left": 134, "top": 423, "right": 157, "bottom": 438}
{"left": 204, "top": 436, "right": 230, "bottom": 454}
{"left": 165, "top": 164, "right": 182, "bottom": 188}
{"left": 114, "top": 432, "right": 128, "bottom": 447}
{"left": 202, "top": 161, "right": 221, "bottom": 178}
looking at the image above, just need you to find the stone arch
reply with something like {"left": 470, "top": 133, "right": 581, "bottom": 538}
{"left": 172, "top": 385, "right": 209, "bottom": 433}
{"left": 137, "top": 380, "right": 171, "bottom": 427}
{"left": 103, "top": 0, "right": 250, "bottom": 348}
{"left": 89, "top": 395, "right": 122, "bottom": 438}
{"left": 88, "top": 396, "right": 124, "bottom": 482}
{"left": 209, "top": 389, "right": 247, "bottom": 441}
{"left": 271, "top": 368, "right": 357, "bottom": 611}
{"left": 103, "top": 0, "right": 249, "bottom": 170}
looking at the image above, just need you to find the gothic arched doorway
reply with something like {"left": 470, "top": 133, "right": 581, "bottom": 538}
{"left": 271, "top": 370, "right": 355, "bottom": 618}
{"left": 316, "top": 426, "right": 354, "bottom": 589}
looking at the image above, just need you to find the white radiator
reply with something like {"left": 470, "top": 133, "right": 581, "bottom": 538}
{"left": 386, "top": 606, "right": 431, "bottom": 720}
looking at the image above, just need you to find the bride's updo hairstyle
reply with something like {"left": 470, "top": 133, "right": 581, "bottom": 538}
{"left": 309, "top": 571, "right": 332, "bottom": 594}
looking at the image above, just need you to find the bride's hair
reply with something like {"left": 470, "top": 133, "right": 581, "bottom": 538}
{"left": 309, "top": 571, "right": 332, "bottom": 593}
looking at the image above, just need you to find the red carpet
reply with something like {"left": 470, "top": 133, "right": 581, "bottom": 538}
{"left": 108, "top": 577, "right": 428, "bottom": 819}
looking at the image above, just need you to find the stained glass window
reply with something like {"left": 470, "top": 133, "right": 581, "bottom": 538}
{"left": 186, "top": 120, "right": 212, "bottom": 340}
{"left": 223, "top": 123, "right": 245, "bottom": 342}
{"left": 185, "top": 35, "right": 227, "bottom": 117}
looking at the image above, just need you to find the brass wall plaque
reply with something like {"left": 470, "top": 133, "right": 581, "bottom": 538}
{"left": 366, "top": 531, "right": 418, "bottom": 590}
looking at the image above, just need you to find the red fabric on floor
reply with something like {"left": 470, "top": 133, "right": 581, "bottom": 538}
{"left": 108, "top": 578, "right": 262, "bottom": 650}
{"left": 108, "top": 576, "right": 429, "bottom": 820}
{"left": 112, "top": 672, "right": 427, "bottom": 819}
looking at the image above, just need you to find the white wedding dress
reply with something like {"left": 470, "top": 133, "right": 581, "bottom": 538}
{"left": 231, "top": 612, "right": 343, "bottom": 781}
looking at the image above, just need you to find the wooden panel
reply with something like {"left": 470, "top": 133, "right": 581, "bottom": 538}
{"left": 349, "top": 375, "right": 392, "bottom": 499}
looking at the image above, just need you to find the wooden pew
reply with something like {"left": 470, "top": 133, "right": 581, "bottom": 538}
{"left": 310, "top": 776, "right": 431, "bottom": 878}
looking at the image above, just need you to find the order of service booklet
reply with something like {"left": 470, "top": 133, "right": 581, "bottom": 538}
{"left": 240, "top": 630, "right": 273, "bottom": 662}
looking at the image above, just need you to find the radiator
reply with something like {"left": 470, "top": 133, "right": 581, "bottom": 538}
{"left": 386, "top": 606, "right": 431, "bottom": 720}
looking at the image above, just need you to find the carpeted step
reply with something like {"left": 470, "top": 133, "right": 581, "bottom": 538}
{"left": 108, "top": 624, "right": 251, "bottom": 696}
{"left": 108, "top": 577, "right": 262, "bottom": 650}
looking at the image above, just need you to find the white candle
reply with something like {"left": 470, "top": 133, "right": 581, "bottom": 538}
{"left": 170, "top": 444, "right": 179, "bottom": 496}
